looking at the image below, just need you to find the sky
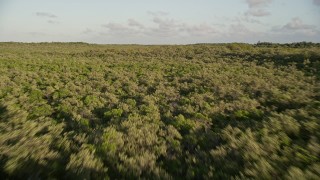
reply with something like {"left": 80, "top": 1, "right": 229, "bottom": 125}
{"left": 0, "top": 0, "right": 319, "bottom": 44}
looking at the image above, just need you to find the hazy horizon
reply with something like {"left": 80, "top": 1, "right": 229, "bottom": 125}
{"left": 1, "top": 0, "right": 320, "bottom": 44}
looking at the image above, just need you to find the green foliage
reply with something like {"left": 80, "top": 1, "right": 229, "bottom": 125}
{"left": 83, "top": 95, "right": 99, "bottom": 106}
{"left": 172, "top": 114, "right": 195, "bottom": 134}
{"left": 28, "top": 104, "right": 53, "bottom": 119}
{"left": 66, "top": 145, "right": 107, "bottom": 179}
{"left": 101, "top": 127, "right": 124, "bottom": 155}
{"left": 104, "top": 108, "right": 123, "bottom": 120}
{"left": 53, "top": 89, "right": 70, "bottom": 99}
{"left": 80, "top": 118, "right": 90, "bottom": 127}
{"left": 0, "top": 42, "right": 319, "bottom": 179}
{"left": 29, "top": 89, "right": 43, "bottom": 102}
{"left": 234, "top": 110, "right": 250, "bottom": 119}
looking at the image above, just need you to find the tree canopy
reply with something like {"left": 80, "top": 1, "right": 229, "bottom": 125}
{"left": 0, "top": 42, "right": 319, "bottom": 179}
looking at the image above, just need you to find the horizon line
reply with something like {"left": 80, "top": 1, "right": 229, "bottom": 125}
{"left": 1, "top": 41, "right": 320, "bottom": 46}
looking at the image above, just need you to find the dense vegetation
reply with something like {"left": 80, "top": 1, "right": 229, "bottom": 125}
{"left": 0, "top": 42, "right": 319, "bottom": 179}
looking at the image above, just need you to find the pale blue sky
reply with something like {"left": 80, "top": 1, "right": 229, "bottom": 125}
{"left": 0, "top": 0, "right": 319, "bottom": 44}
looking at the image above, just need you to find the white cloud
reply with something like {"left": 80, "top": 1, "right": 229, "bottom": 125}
{"left": 102, "top": 23, "right": 130, "bottom": 31}
{"left": 182, "top": 23, "right": 218, "bottom": 36}
{"left": 245, "top": 9, "right": 270, "bottom": 17}
{"left": 148, "top": 17, "right": 181, "bottom": 37}
{"left": 228, "top": 23, "right": 260, "bottom": 37}
{"left": 82, "top": 28, "right": 93, "bottom": 34}
{"left": 272, "top": 17, "right": 319, "bottom": 36}
{"left": 283, "top": 17, "right": 315, "bottom": 30}
{"left": 101, "top": 22, "right": 141, "bottom": 37}
{"left": 244, "top": 0, "right": 273, "bottom": 17}
{"left": 246, "top": 0, "right": 273, "bottom": 8}
{"left": 47, "top": 20, "right": 59, "bottom": 24}
{"left": 127, "top": 19, "right": 145, "bottom": 29}
{"left": 35, "top": 12, "right": 57, "bottom": 18}
{"left": 36, "top": 12, "right": 59, "bottom": 24}
{"left": 102, "top": 23, "right": 128, "bottom": 32}
{"left": 85, "top": 13, "right": 318, "bottom": 44}
{"left": 99, "top": 15, "right": 218, "bottom": 40}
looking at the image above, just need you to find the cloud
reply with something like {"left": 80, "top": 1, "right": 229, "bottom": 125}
{"left": 228, "top": 23, "right": 259, "bottom": 37}
{"left": 85, "top": 16, "right": 319, "bottom": 44}
{"left": 145, "top": 12, "right": 180, "bottom": 37}
{"left": 35, "top": 12, "right": 57, "bottom": 18}
{"left": 47, "top": 20, "right": 59, "bottom": 24}
{"left": 100, "top": 15, "right": 218, "bottom": 40}
{"left": 102, "top": 23, "right": 132, "bottom": 32}
{"left": 148, "top": 18, "right": 180, "bottom": 37}
{"left": 101, "top": 22, "right": 141, "bottom": 37}
{"left": 148, "top": 17, "right": 218, "bottom": 37}
{"left": 36, "top": 12, "right": 59, "bottom": 24}
{"left": 272, "top": 17, "right": 319, "bottom": 36}
{"left": 82, "top": 28, "right": 93, "bottom": 34}
{"left": 220, "top": 15, "right": 263, "bottom": 25}
{"left": 102, "top": 23, "right": 126, "bottom": 30}
{"left": 182, "top": 23, "right": 218, "bottom": 36}
{"left": 127, "top": 19, "right": 145, "bottom": 29}
{"left": 244, "top": 0, "right": 273, "bottom": 17}
{"left": 246, "top": 0, "right": 273, "bottom": 8}
{"left": 245, "top": 9, "right": 270, "bottom": 17}
{"left": 283, "top": 17, "right": 316, "bottom": 30}
{"left": 152, "top": 17, "right": 182, "bottom": 29}
{"left": 313, "top": 0, "right": 320, "bottom": 6}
